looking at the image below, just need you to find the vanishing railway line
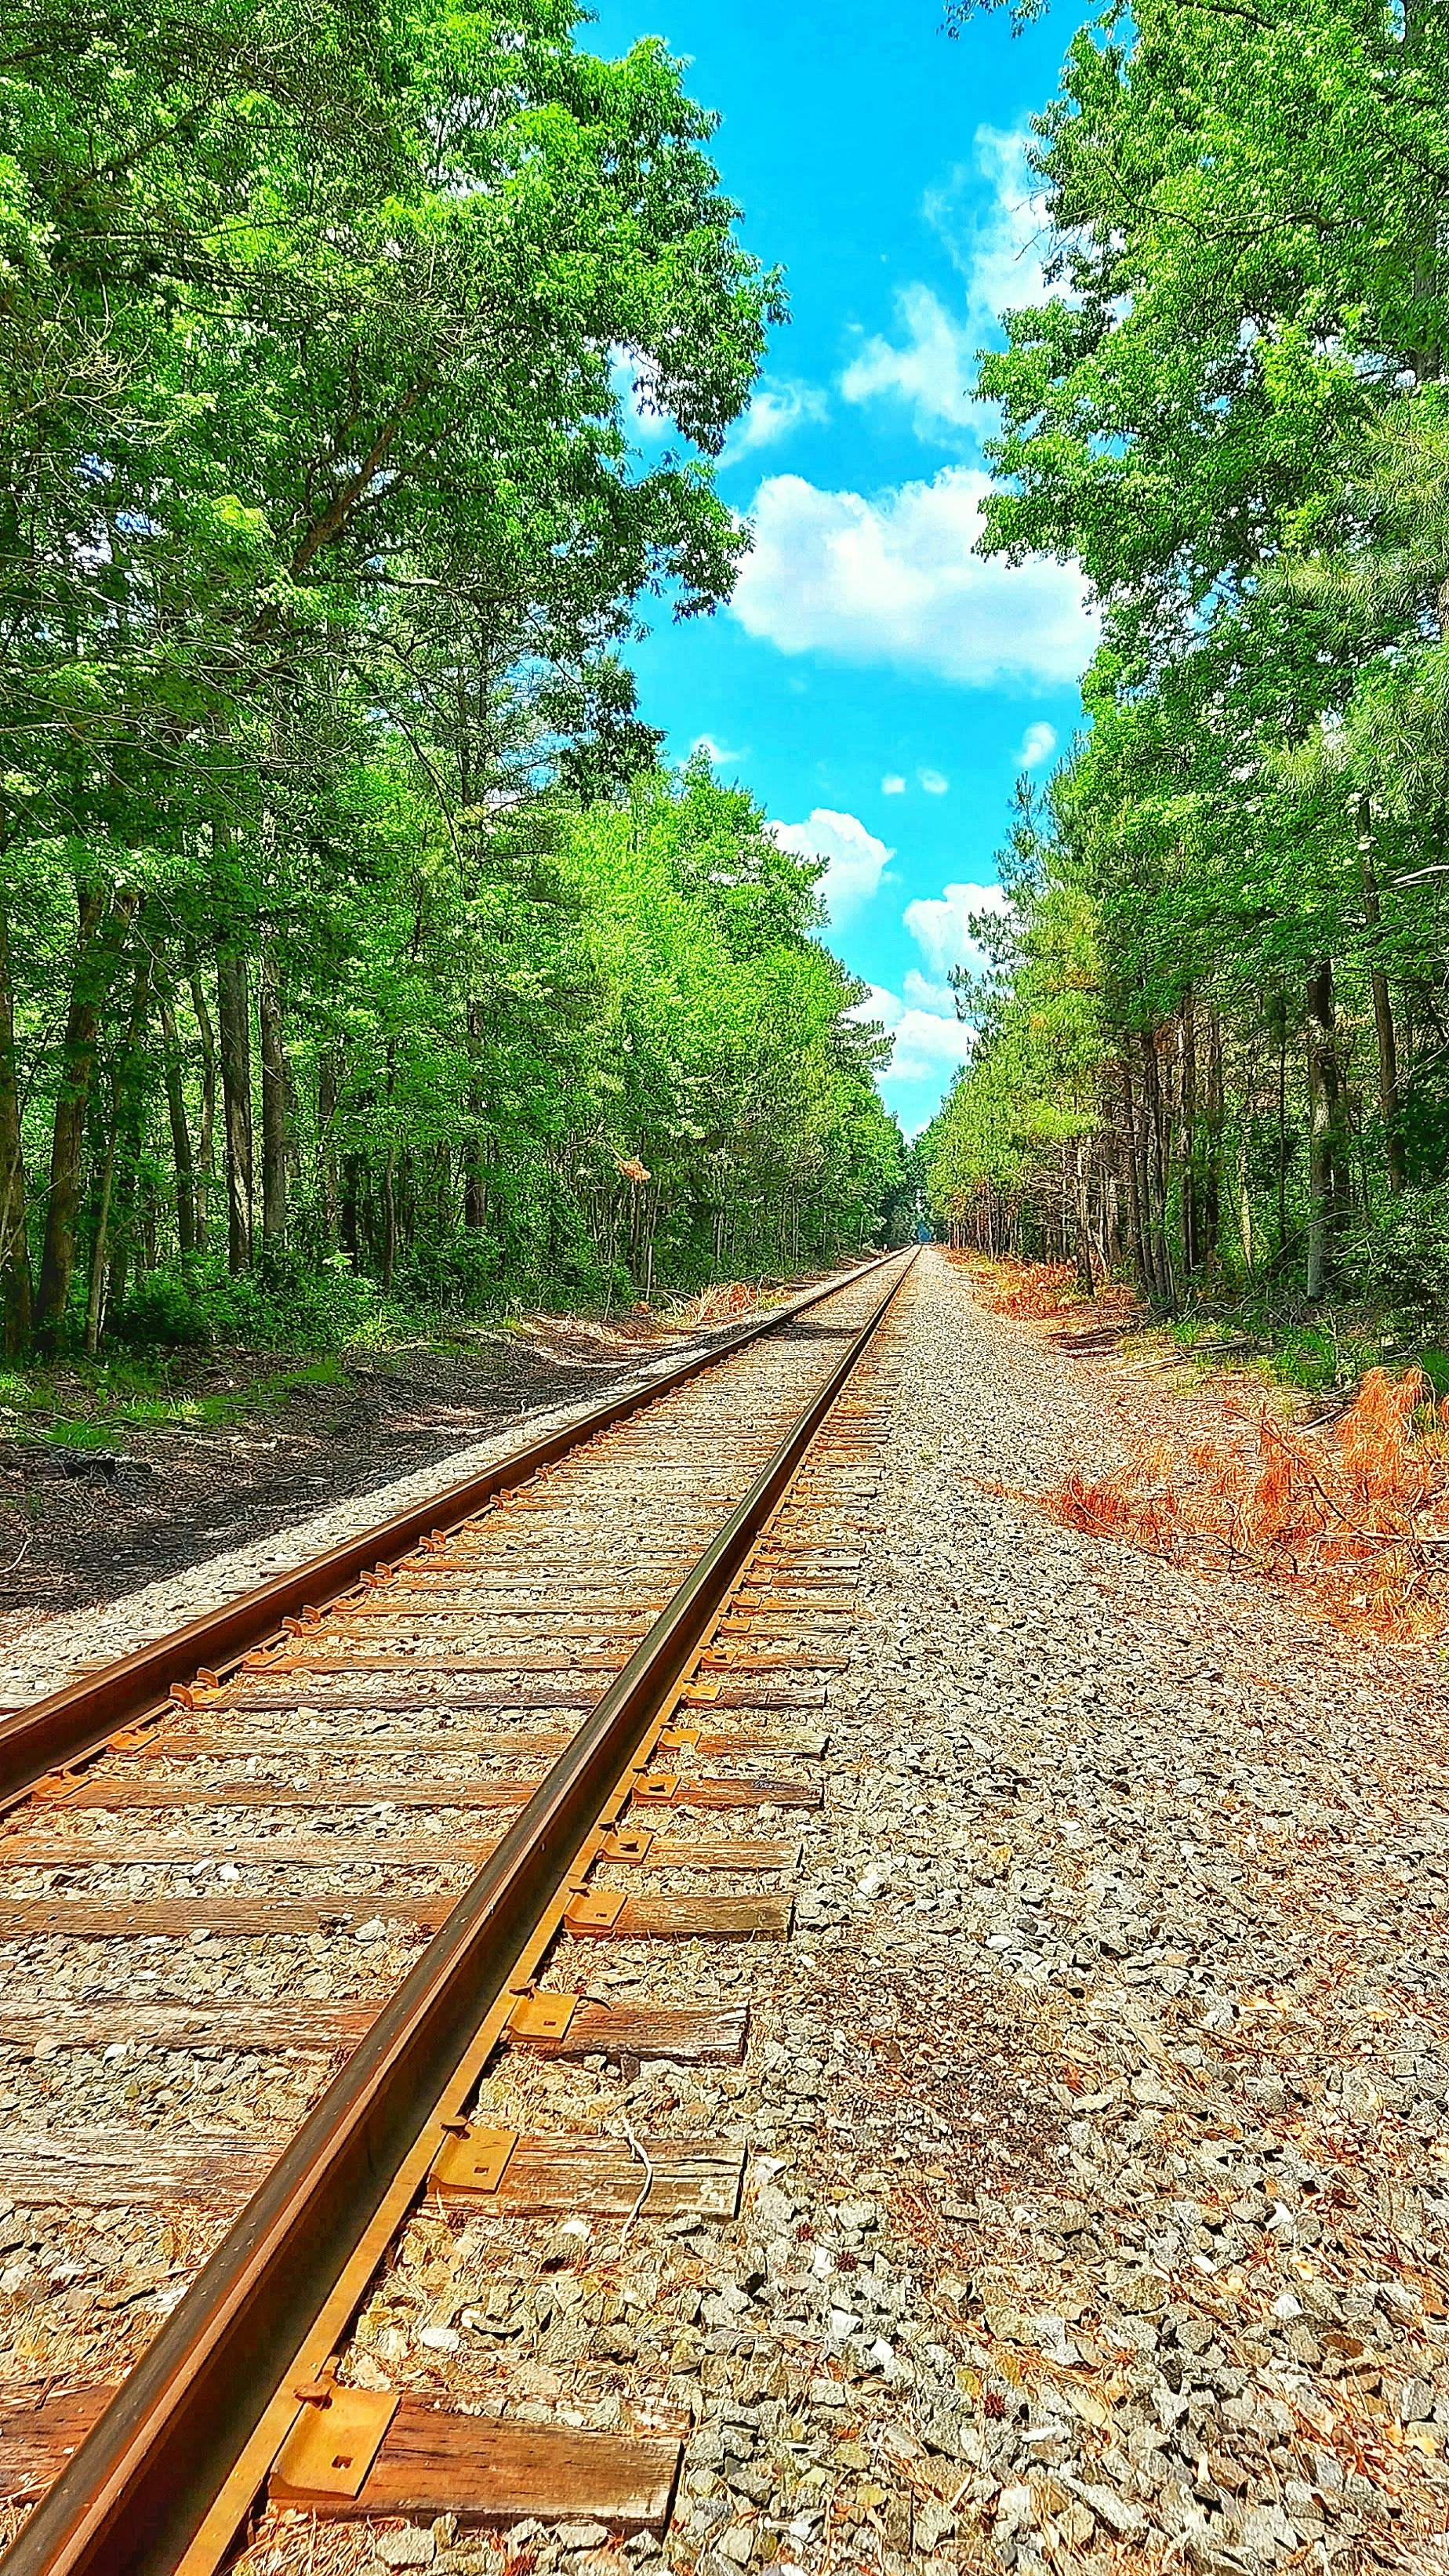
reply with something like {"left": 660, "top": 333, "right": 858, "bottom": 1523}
{"left": 0, "top": 1251, "right": 914, "bottom": 2576}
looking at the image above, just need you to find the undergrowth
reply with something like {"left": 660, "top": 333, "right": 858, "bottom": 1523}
{"left": 0, "top": 1357, "right": 347, "bottom": 1452}
{"left": 948, "top": 1254, "right": 1087, "bottom": 1321}
{"left": 0, "top": 1272, "right": 775, "bottom": 1457}
{"left": 1049, "top": 1368, "right": 1449, "bottom": 1636}
{"left": 959, "top": 1251, "right": 1449, "bottom": 1636}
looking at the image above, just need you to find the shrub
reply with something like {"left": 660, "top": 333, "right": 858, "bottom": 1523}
{"left": 116, "top": 1255, "right": 381, "bottom": 1353}
{"left": 1345, "top": 1182, "right": 1449, "bottom": 1326}
{"left": 112, "top": 1271, "right": 213, "bottom": 1350}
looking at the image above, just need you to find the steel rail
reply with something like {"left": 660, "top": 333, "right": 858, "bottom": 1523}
{"left": 0, "top": 1251, "right": 902, "bottom": 1811}
{"left": 3, "top": 1248, "right": 915, "bottom": 2576}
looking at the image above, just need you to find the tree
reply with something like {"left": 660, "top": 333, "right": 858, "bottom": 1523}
{"left": 923, "top": 0, "right": 1449, "bottom": 1318}
{"left": 7, "top": 1, "right": 911, "bottom": 1357}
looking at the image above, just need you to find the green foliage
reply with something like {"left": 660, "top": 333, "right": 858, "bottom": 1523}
{"left": 1, "top": 2, "right": 902, "bottom": 1359}
{"left": 920, "top": 787, "right": 1106, "bottom": 1246}
{"left": 924, "top": 0, "right": 1449, "bottom": 1333}
{"left": 115, "top": 1258, "right": 383, "bottom": 1352}
{"left": 1345, "top": 1187, "right": 1449, "bottom": 1329}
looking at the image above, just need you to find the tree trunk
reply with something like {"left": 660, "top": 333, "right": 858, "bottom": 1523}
{"left": 1120, "top": 1059, "right": 1149, "bottom": 1292}
{"left": 34, "top": 883, "right": 135, "bottom": 1357}
{"left": 88, "top": 937, "right": 155, "bottom": 1360}
{"left": 1178, "top": 993, "right": 1199, "bottom": 1277}
{"left": 218, "top": 950, "right": 253, "bottom": 1275}
{"left": 1140, "top": 1030, "right": 1175, "bottom": 1310}
{"left": 318, "top": 1048, "right": 341, "bottom": 1252}
{"left": 159, "top": 995, "right": 198, "bottom": 1261}
{"left": 259, "top": 938, "right": 286, "bottom": 1256}
{"left": 464, "top": 997, "right": 487, "bottom": 1230}
{"left": 1357, "top": 801, "right": 1405, "bottom": 1194}
{"left": 340, "top": 1154, "right": 361, "bottom": 1264}
{"left": 85, "top": 943, "right": 153, "bottom": 1356}
{"left": 0, "top": 895, "right": 32, "bottom": 1357}
{"left": 1306, "top": 958, "right": 1345, "bottom": 1301}
{"left": 381, "top": 1146, "right": 397, "bottom": 1292}
{"left": 1073, "top": 1144, "right": 1095, "bottom": 1296}
{"left": 190, "top": 972, "right": 217, "bottom": 1255}
{"left": 1200, "top": 1007, "right": 1222, "bottom": 1270}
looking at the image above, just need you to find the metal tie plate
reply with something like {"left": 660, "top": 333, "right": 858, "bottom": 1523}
{"left": 271, "top": 2382, "right": 399, "bottom": 2500}
{"left": 430, "top": 2124, "right": 521, "bottom": 2195}
{"left": 507, "top": 1991, "right": 578, "bottom": 2040}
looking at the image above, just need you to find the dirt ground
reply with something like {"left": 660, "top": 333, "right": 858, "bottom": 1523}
{"left": 0, "top": 1310, "right": 715, "bottom": 1648}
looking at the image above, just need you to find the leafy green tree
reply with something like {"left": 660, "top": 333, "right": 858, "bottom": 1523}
{"left": 5, "top": 0, "right": 908, "bottom": 1360}
{"left": 924, "top": 0, "right": 1449, "bottom": 1321}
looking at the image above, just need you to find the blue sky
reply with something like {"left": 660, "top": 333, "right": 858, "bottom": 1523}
{"left": 589, "top": 0, "right": 1093, "bottom": 1135}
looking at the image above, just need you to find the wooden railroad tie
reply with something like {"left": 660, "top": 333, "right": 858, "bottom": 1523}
{"left": 0, "top": 1890, "right": 791, "bottom": 1942}
{"left": 0, "top": 2388, "right": 682, "bottom": 2533}
{"left": 0, "top": 1995, "right": 750, "bottom": 2066}
{"left": 31, "top": 1773, "right": 820, "bottom": 1811}
{"left": 0, "top": 2127, "right": 743, "bottom": 2218}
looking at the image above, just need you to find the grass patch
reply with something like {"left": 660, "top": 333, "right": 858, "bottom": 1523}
{"left": 1, "top": 1356, "right": 348, "bottom": 1455}
{"left": 1165, "top": 1291, "right": 1432, "bottom": 1403}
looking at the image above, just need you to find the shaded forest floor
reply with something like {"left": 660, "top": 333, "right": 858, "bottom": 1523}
{"left": 0, "top": 1303, "right": 735, "bottom": 1642}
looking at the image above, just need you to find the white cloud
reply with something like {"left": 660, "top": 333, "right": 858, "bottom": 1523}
{"left": 732, "top": 467, "right": 1095, "bottom": 688}
{"left": 918, "top": 766, "right": 950, "bottom": 795}
{"left": 849, "top": 982, "right": 973, "bottom": 1085}
{"left": 838, "top": 129, "right": 1055, "bottom": 450}
{"left": 904, "top": 879, "right": 1011, "bottom": 977}
{"left": 902, "top": 966, "right": 957, "bottom": 1012}
{"left": 927, "top": 126, "right": 1055, "bottom": 339}
{"left": 691, "top": 732, "right": 748, "bottom": 770}
{"left": 840, "top": 285, "right": 980, "bottom": 444}
{"left": 881, "top": 773, "right": 906, "bottom": 795}
{"left": 769, "top": 808, "right": 892, "bottom": 922}
{"left": 1016, "top": 720, "right": 1057, "bottom": 769}
{"left": 729, "top": 379, "right": 830, "bottom": 456}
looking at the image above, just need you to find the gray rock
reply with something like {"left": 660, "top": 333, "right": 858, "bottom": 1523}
{"left": 376, "top": 2534, "right": 435, "bottom": 2570}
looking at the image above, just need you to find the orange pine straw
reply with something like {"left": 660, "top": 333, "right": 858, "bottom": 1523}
{"left": 953, "top": 1255, "right": 1080, "bottom": 1320}
{"left": 1045, "top": 1368, "right": 1449, "bottom": 1637}
{"left": 691, "top": 1280, "right": 757, "bottom": 1327}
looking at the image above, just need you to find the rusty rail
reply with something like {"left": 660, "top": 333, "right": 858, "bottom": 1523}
{"left": 0, "top": 1253, "right": 901, "bottom": 1811}
{"left": 2, "top": 1249, "right": 914, "bottom": 2576}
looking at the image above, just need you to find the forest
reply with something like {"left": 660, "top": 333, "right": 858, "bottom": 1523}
{"left": 921, "top": 0, "right": 1449, "bottom": 1358}
{"left": 1, "top": 0, "right": 906, "bottom": 1365}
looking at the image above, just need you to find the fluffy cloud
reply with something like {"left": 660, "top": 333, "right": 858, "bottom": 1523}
{"left": 732, "top": 467, "right": 1095, "bottom": 688}
{"left": 902, "top": 967, "right": 957, "bottom": 1013}
{"left": 1016, "top": 720, "right": 1058, "bottom": 769}
{"left": 927, "top": 126, "right": 1055, "bottom": 339}
{"left": 770, "top": 808, "right": 892, "bottom": 921}
{"left": 881, "top": 773, "right": 906, "bottom": 796}
{"left": 729, "top": 379, "right": 830, "bottom": 456}
{"left": 849, "top": 983, "right": 973, "bottom": 1085}
{"left": 691, "top": 732, "right": 748, "bottom": 770}
{"left": 904, "top": 879, "right": 1011, "bottom": 978}
{"left": 840, "top": 285, "right": 979, "bottom": 444}
{"left": 918, "top": 766, "right": 949, "bottom": 795}
{"left": 839, "top": 129, "right": 1053, "bottom": 449}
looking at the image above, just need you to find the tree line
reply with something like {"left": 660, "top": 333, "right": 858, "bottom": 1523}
{"left": 924, "top": 0, "right": 1449, "bottom": 1330}
{"left": 2, "top": 0, "right": 906, "bottom": 1362}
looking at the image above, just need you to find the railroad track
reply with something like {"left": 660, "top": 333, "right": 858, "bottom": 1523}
{"left": 0, "top": 1249, "right": 915, "bottom": 2576}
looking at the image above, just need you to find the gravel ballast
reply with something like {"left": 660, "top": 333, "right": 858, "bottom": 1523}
{"left": 681, "top": 1246, "right": 1449, "bottom": 2576}
{"left": 13, "top": 1246, "right": 1449, "bottom": 2576}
